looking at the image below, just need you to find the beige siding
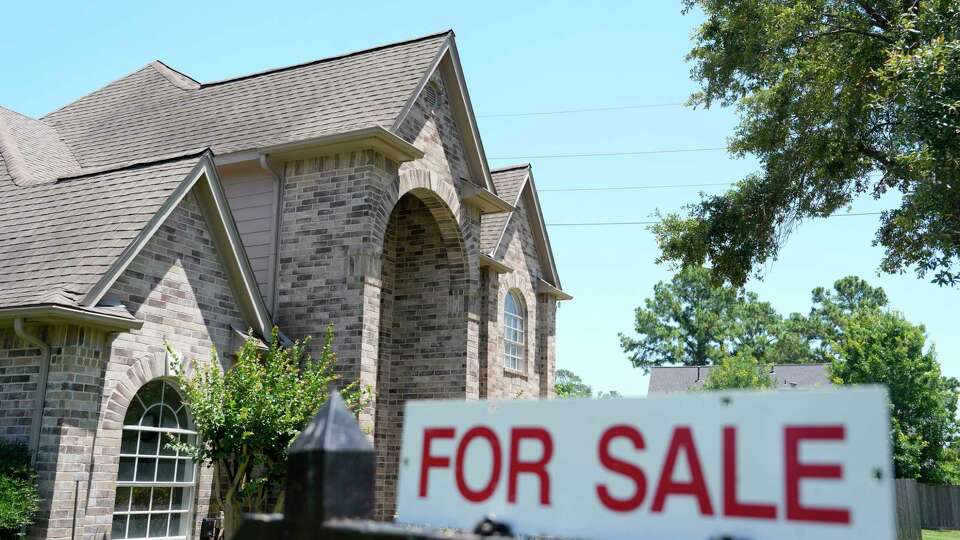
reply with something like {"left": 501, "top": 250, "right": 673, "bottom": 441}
{"left": 218, "top": 161, "right": 276, "bottom": 308}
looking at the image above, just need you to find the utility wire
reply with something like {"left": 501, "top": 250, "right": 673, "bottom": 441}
{"left": 478, "top": 102, "right": 686, "bottom": 118}
{"left": 540, "top": 182, "right": 733, "bottom": 192}
{"left": 489, "top": 146, "right": 728, "bottom": 160}
{"left": 546, "top": 211, "right": 884, "bottom": 227}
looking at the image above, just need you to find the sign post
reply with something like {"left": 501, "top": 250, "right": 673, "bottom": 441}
{"left": 396, "top": 387, "right": 894, "bottom": 540}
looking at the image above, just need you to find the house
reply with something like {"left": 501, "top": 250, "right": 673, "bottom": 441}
{"left": 0, "top": 30, "right": 570, "bottom": 539}
{"left": 647, "top": 364, "right": 831, "bottom": 395}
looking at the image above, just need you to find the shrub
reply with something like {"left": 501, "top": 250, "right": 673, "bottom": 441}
{"left": 0, "top": 440, "right": 40, "bottom": 537}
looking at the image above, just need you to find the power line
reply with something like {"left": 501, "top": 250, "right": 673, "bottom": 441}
{"left": 489, "top": 146, "right": 728, "bottom": 160}
{"left": 478, "top": 102, "right": 686, "bottom": 118}
{"left": 546, "top": 211, "right": 884, "bottom": 227}
{"left": 540, "top": 182, "right": 732, "bottom": 192}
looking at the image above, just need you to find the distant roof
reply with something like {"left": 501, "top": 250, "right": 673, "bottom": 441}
{"left": 41, "top": 31, "right": 451, "bottom": 168}
{"left": 647, "top": 364, "right": 831, "bottom": 395}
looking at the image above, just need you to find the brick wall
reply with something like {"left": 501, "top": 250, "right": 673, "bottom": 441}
{"left": 0, "top": 330, "right": 43, "bottom": 445}
{"left": 481, "top": 195, "right": 557, "bottom": 400}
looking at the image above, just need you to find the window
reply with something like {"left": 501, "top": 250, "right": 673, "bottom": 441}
{"left": 503, "top": 291, "right": 526, "bottom": 371}
{"left": 112, "top": 380, "right": 196, "bottom": 540}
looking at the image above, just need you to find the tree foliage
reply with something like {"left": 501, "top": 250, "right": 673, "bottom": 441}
{"left": 554, "top": 369, "right": 593, "bottom": 398}
{"left": 619, "top": 266, "right": 813, "bottom": 373}
{"left": 656, "top": 0, "right": 960, "bottom": 286}
{"left": 0, "top": 440, "right": 39, "bottom": 536}
{"left": 702, "top": 351, "right": 777, "bottom": 390}
{"left": 171, "top": 326, "right": 364, "bottom": 537}
{"left": 828, "top": 309, "right": 960, "bottom": 482}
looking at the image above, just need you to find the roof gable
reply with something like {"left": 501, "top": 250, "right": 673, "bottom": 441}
{"left": 482, "top": 164, "right": 563, "bottom": 289}
{"left": 0, "top": 151, "right": 272, "bottom": 336}
{"left": 42, "top": 32, "right": 451, "bottom": 168}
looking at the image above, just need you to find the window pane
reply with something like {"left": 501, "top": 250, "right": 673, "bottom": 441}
{"left": 159, "top": 433, "right": 177, "bottom": 457}
{"left": 171, "top": 488, "right": 186, "bottom": 510}
{"left": 111, "top": 514, "right": 127, "bottom": 539}
{"left": 138, "top": 431, "right": 159, "bottom": 456}
{"left": 124, "top": 398, "right": 145, "bottom": 426}
{"left": 156, "top": 459, "right": 176, "bottom": 482}
{"left": 136, "top": 459, "right": 156, "bottom": 482}
{"left": 168, "top": 513, "right": 183, "bottom": 536}
{"left": 160, "top": 406, "right": 179, "bottom": 429}
{"left": 138, "top": 381, "right": 164, "bottom": 410}
{"left": 130, "top": 487, "right": 151, "bottom": 512}
{"left": 140, "top": 405, "right": 160, "bottom": 428}
{"left": 176, "top": 460, "right": 194, "bottom": 482}
{"left": 151, "top": 486, "right": 171, "bottom": 510}
{"left": 148, "top": 514, "right": 168, "bottom": 538}
{"left": 121, "top": 430, "right": 138, "bottom": 454}
{"left": 118, "top": 457, "right": 135, "bottom": 482}
{"left": 127, "top": 514, "right": 148, "bottom": 538}
{"left": 114, "top": 486, "right": 131, "bottom": 512}
{"left": 177, "top": 407, "right": 189, "bottom": 429}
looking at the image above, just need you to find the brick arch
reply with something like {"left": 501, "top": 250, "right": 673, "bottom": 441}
{"left": 81, "top": 352, "right": 197, "bottom": 538}
{"left": 373, "top": 171, "right": 474, "bottom": 519}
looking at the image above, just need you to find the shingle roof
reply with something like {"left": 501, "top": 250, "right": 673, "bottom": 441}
{"left": 0, "top": 152, "right": 206, "bottom": 309}
{"left": 480, "top": 164, "right": 529, "bottom": 254}
{"left": 43, "top": 32, "right": 450, "bottom": 167}
{"left": 647, "top": 364, "right": 831, "bottom": 395}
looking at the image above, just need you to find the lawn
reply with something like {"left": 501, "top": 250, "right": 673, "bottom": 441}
{"left": 923, "top": 531, "right": 960, "bottom": 539}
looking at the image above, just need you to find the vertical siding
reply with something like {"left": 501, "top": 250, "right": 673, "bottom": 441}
{"left": 217, "top": 161, "right": 277, "bottom": 308}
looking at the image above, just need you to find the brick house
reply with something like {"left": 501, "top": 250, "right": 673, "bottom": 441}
{"left": 0, "top": 31, "right": 570, "bottom": 539}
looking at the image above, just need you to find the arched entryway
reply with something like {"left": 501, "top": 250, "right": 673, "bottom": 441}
{"left": 374, "top": 188, "right": 469, "bottom": 519}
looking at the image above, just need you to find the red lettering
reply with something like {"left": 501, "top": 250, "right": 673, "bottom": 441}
{"left": 419, "top": 427, "right": 455, "bottom": 498}
{"left": 723, "top": 426, "right": 776, "bottom": 519}
{"left": 596, "top": 425, "right": 647, "bottom": 512}
{"left": 651, "top": 426, "right": 714, "bottom": 515}
{"left": 784, "top": 425, "right": 850, "bottom": 524}
{"left": 455, "top": 426, "right": 502, "bottom": 502}
{"left": 508, "top": 427, "right": 554, "bottom": 505}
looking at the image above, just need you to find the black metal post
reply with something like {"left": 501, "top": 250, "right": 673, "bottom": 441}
{"left": 284, "top": 391, "right": 376, "bottom": 537}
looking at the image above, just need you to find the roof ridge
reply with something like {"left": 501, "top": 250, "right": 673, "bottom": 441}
{"left": 56, "top": 147, "right": 210, "bottom": 182}
{"left": 40, "top": 63, "right": 161, "bottom": 120}
{"left": 490, "top": 163, "right": 531, "bottom": 173}
{"left": 150, "top": 60, "right": 201, "bottom": 90}
{"left": 200, "top": 29, "right": 453, "bottom": 88}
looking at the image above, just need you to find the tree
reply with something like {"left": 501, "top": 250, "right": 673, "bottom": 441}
{"left": 0, "top": 440, "right": 39, "bottom": 537}
{"left": 554, "top": 369, "right": 593, "bottom": 398}
{"left": 828, "top": 309, "right": 960, "bottom": 483}
{"left": 171, "top": 327, "right": 363, "bottom": 537}
{"left": 655, "top": 1, "right": 960, "bottom": 287}
{"left": 702, "top": 351, "right": 777, "bottom": 390}
{"left": 619, "top": 266, "right": 812, "bottom": 373}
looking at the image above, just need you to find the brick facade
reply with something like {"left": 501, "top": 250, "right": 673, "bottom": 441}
{"left": 3, "top": 66, "right": 561, "bottom": 537}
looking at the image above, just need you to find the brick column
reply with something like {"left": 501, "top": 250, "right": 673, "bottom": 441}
{"left": 538, "top": 297, "right": 557, "bottom": 399}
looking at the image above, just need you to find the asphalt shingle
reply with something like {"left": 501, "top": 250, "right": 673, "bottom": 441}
{"left": 43, "top": 33, "right": 449, "bottom": 167}
{"left": 480, "top": 164, "right": 529, "bottom": 255}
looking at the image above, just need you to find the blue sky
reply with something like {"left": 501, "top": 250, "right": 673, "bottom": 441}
{"left": 2, "top": 1, "right": 956, "bottom": 395}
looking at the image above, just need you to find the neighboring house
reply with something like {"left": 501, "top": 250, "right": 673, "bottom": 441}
{"left": 0, "top": 31, "right": 570, "bottom": 539}
{"left": 647, "top": 364, "right": 831, "bottom": 395}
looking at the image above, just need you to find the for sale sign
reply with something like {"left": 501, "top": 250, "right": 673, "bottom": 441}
{"left": 395, "top": 387, "right": 894, "bottom": 540}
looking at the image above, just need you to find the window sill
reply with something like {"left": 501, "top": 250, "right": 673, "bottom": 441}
{"left": 503, "top": 368, "right": 528, "bottom": 379}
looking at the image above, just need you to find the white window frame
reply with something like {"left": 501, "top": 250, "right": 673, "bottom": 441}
{"left": 503, "top": 290, "right": 526, "bottom": 372}
{"left": 112, "top": 380, "right": 197, "bottom": 540}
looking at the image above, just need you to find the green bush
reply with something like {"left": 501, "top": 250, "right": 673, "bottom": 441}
{"left": 0, "top": 440, "right": 40, "bottom": 537}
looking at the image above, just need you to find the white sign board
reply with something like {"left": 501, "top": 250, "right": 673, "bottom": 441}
{"left": 396, "top": 387, "right": 894, "bottom": 540}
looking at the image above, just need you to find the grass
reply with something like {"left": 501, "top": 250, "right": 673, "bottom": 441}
{"left": 923, "top": 531, "right": 960, "bottom": 540}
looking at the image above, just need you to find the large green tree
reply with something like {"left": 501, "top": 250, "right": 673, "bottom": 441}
{"left": 828, "top": 309, "right": 959, "bottom": 482}
{"left": 619, "top": 266, "right": 812, "bottom": 372}
{"left": 656, "top": 0, "right": 960, "bottom": 286}
{"left": 172, "top": 327, "right": 364, "bottom": 537}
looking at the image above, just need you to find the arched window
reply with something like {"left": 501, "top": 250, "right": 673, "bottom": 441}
{"left": 503, "top": 291, "right": 526, "bottom": 371}
{"left": 112, "top": 380, "right": 196, "bottom": 540}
